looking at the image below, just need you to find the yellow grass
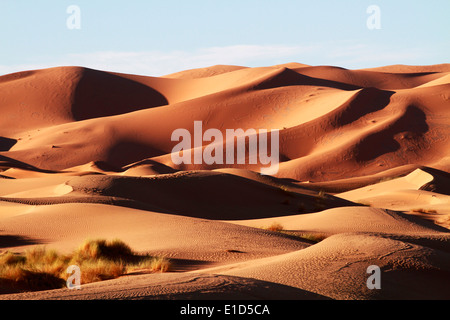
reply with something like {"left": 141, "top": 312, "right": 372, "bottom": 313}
{"left": 297, "top": 233, "right": 328, "bottom": 243}
{"left": 0, "top": 238, "right": 170, "bottom": 292}
{"left": 261, "top": 222, "right": 328, "bottom": 243}
{"left": 265, "top": 222, "right": 284, "bottom": 232}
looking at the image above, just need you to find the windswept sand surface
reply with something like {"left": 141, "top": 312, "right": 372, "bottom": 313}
{"left": 0, "top": 63, "right": 449, "bottom": 300}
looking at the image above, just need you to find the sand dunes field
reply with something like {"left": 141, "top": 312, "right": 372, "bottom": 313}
{"left": 0, "top": 63, "right": 449, "bottom": 300}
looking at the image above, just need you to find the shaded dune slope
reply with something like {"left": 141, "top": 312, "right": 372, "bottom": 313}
{"left": 0, "top": 171, "right": 357, "bottom": 220}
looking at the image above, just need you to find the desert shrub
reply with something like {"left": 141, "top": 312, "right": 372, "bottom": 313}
{"left": 72, "top": 239, "right": 135, "bottom": 263}
{"left": 0, "top": 251, "right": 26, "bottom": 265}
{"left": 0, "top": 266, "right": 65, "bottom": 291}
{"left": 132, "top": 256, "right": 171, "bottom": 273}
{"left": 79, "top": 260, "right": 126, "bottom": 283}
{"left": 297, "top": 233, "right": 328, "bottom": 243}
{"left": 265, "top": 222, "right": 284, "bottom": 232}
{"left": 260, "top": 225, "right": 328, "bottom": 244}
{"left": 0, "top": 239, "right": 170, "bottom": 293}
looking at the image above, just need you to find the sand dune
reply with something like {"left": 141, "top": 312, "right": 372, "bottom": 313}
{"left": 0, "top": 171, "right": 356, "bottom": 220}
{"left": 360, "top": 63, "right": 450, "bottom": 73}
{"left": 197, "top": 233, "right": 450, "bottom": 300}
{"left": 0, "top": 63, "right": 447, "bottom": 181}
{"left": 163, "top": 64, "right": 249, "bottom": 79}
{"left": 228, "top": 205, "right": 449, "bottom": 236}
{"left": 0, "top": 272, "right": 328, "bottom": 300}
{"left": 0, "top": 63, "right": 449, "bottom": 300}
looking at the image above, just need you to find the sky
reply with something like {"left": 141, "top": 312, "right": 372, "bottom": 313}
{"left": 0, "top": 0, "right": 449, "bottom": 76}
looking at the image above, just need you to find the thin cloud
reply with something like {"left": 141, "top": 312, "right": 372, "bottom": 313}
{"left": 323, "top": 42, "right": 428, "bottom": 68}
{"left": 64, "top": 44, "right": 319, "bottom": 76}
{"left": 0, "top": 42, "right": 436, "bottom": 76}
{"left": 0, "top": 45, "right": 317, "bottom": 77}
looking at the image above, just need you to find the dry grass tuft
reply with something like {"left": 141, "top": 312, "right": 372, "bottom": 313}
{"left": 79, "top": 260, "right": 126, "bottom": 283}
{"left": 262, "top": 223, "right": 328, "bottom": 243}
{"left": 132, "top": 256, "right": 171, "bottom": 273}
{"left": 265, "top": 222, "right": 284, "bottom": 232}
{"left": 72, "top": 238, "right": 135, "bottom": 263}
{"left": 0, "top": 238, "right": 170, "bottom": 293}
{"left": 297, "top": 233, "right": 328, "bottom": 243}
{"left": 0, "top": 251, "right": 26, "bottom": 265}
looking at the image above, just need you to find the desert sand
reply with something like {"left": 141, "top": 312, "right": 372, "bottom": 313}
{"left": 0, "top": 63, "right": 449, "bottom": 300}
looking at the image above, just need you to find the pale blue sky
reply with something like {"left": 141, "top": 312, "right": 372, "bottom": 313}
{"left": 0, "top": 0, "right": 448, "bottom": 76}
